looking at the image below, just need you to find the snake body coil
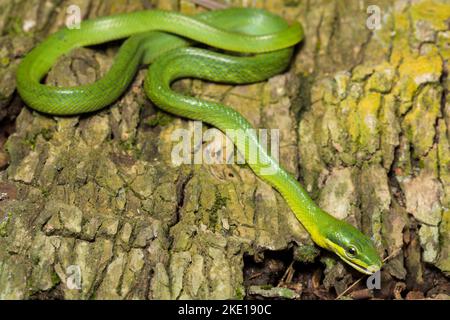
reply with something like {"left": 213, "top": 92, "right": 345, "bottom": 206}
{"left": 16, "top": 8, "right": 382, "bottom": 274}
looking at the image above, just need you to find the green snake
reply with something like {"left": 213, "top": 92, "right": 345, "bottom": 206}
{"left": 16, "top": 8, "right": 382, "bottom": 275}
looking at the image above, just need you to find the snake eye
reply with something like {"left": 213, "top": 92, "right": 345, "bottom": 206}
{"left": 346, "top": 246, "right": 357, "bottom": 257}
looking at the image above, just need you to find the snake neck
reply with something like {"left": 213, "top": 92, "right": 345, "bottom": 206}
{"left": 230, "top": 130, "right": 333, "bottom": 249}
{"left": 260, "top": 163, "right": 333, "bottom": 249}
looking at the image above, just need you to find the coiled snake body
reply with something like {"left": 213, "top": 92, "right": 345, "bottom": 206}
{"left": 16, "top": 8, "right": 381, "bottom": 274}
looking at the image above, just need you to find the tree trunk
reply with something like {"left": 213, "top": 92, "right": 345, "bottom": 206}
{"left": 0, "top": 0, "right": 448, "bottom": 299}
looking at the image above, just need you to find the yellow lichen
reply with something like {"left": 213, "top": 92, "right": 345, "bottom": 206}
{"left": 390, "top": 12, "right": 412, "bottom": 65}
{"left": 344, "top": 92, "right": 381, "bottom": 153}
{"left": 410, "top": 0, "right": 450, "bottom": 31}
{"left": 398, "top": 53, "right": 442, "bottom": 85}
{"left": 357, "top": 92, "right": 381, "bottom": 150}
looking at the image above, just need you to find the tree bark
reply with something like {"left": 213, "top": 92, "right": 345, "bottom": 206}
{"left": 0, "top": 0, "right": 448, "bottom": 299}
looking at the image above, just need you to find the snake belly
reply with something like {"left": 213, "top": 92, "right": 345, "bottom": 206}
{"left": 16, "top": 8, "right": 382, "bottom": 274}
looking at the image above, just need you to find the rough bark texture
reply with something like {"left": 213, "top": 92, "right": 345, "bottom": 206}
{"left": 0, "top": 0, "right": 449, "bottom": 299}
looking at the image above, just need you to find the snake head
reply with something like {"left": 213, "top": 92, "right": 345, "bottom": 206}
{"left": 323, "top": 219, "right": 382, "bottom": 275}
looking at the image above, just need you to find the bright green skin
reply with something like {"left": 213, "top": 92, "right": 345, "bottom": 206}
{"left": 16, "top": 8, "right": 381, "bottom": 274}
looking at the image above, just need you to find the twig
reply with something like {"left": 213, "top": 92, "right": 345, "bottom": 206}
{"left": 349, "top": 288, "right": 373, "bottom": 300}
{"left": 335, "top": 277, "right": 364, "bottom": 300}
{"left": 248, "top": 272, "right": 263, "bottom": 280}
{"left": 382, "top": 247, "right": 402, "bottom": 263}
{"left": 277, "top": 261, "right": 294, "bottom": 287}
